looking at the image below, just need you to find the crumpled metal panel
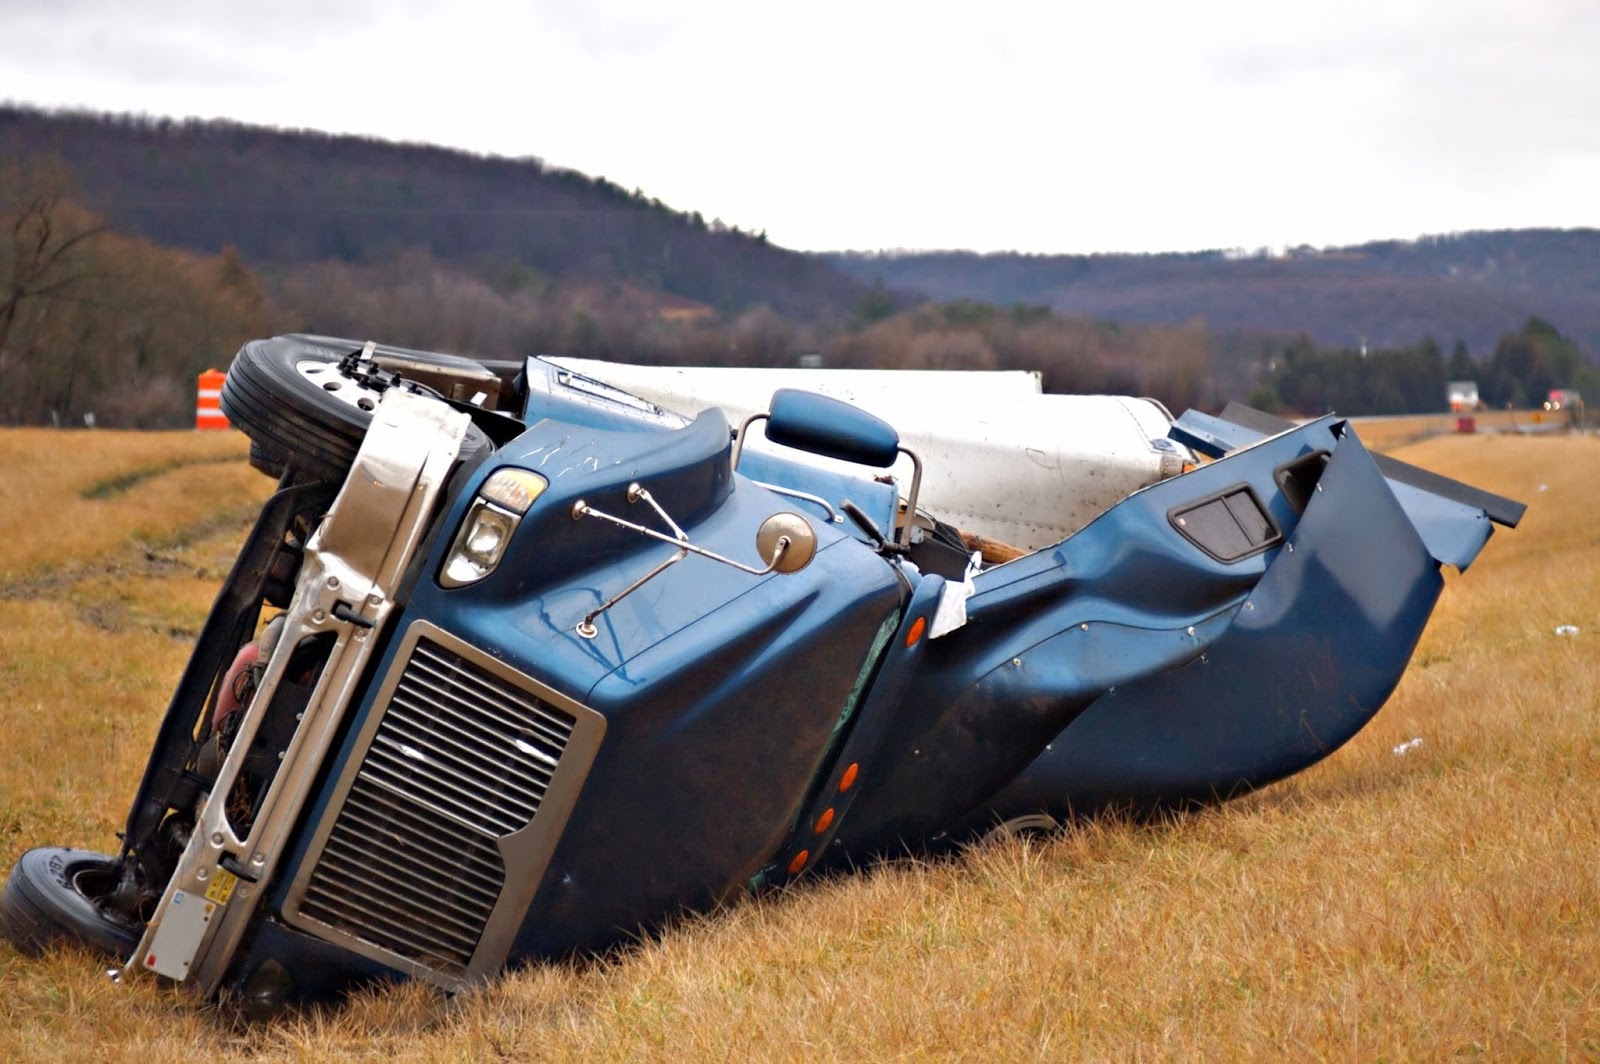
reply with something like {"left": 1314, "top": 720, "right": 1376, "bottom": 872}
{"left": 981, "top": 428, "right": 1441, "bottom": 818}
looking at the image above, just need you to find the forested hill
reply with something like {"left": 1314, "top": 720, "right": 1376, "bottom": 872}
{"left": 11, "top": 106, "right": 1596, "bottom": 356}
{"left": 831, "top": 232, "right": 1600, "bottom": 358}
{"left": 5, "top": 104, "right": 1596, "bottom": 429}
{"left": 0, "top": 105, "right": 868, "bottom": 320}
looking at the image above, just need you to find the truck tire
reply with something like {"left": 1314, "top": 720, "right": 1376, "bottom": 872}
{"left": 0, "top": 847, "right": 143, "bottom": 960}
{"left": 221, "top": 335, "right": 492, "bottom": 482}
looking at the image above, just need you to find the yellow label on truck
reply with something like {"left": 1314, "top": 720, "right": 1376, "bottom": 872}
{"left": 204, "top": 867, "right": 238, "bottom": 906}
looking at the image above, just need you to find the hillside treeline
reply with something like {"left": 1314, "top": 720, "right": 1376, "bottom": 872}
{"left": 1250, "top": 319, "right": 1599, "bottom": 416}
{"left": 3, "top": 161, "right": 1585, "bottom": 429}
{"left": 20, "top": 102, "right": 1600, "bottom": 370}
{"left": 0, "top": 105, "right": 870, "bottom": 321}
{"left": 834, "top": 232, "right": 1600, "bottom": 360}
{"left": 0, "top": 160, "right": 1241, "bottom": 425}
{"left": 269, "top": 262, "right": 1240, "bottom": 407}
{"left": 4, "top": 131, "right": 1592, "bottom": 427}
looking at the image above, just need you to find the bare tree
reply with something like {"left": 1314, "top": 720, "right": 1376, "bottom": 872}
{"left": 0, "top": 160, "right": 109, "bottom": 413}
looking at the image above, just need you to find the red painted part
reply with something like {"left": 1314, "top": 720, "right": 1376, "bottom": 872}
{"left": 214, "top": 641, "right": 261, "bottom": 726}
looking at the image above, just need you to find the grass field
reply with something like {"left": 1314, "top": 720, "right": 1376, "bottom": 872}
{"left": 1345, "top": 410, "right": 1583, "bottom": 453}
{"left": 0, "top": 427, "right": 1595, "bottom": 1061}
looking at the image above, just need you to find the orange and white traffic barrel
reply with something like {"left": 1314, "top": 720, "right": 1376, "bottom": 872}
{"left": 196, "top": 369, "right": 229, "bottom": 430}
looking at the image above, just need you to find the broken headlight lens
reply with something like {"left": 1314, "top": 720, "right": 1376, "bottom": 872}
{"left": 440, "top": 468, "right": 547, "bottom": 587}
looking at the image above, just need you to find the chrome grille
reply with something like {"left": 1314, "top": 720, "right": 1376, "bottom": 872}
{"left": 296, "top": 638, "right": 577, "bottom": 975}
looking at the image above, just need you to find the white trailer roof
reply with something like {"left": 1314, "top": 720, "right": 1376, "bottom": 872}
{"left": 553, "top": 359, "right": 1187, "bottom": 551}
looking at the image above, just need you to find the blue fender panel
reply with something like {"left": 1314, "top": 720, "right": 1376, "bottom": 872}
{"left": 979, "top": 429, "right": 1443, "bottom": 819}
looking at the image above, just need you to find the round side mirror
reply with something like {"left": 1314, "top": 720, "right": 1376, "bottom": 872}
{"left": 756, "top": 512, "right": 817, "bottom": 573}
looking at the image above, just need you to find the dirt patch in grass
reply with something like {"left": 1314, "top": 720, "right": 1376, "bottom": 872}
{"left": 0, "top": 430, "right": 270, "bottom": 585}
{"left": 0, "top": 519, "right": 260, "bottom": 641}
{"left": 79, "top": 454, "right": 249, "bottom": 500}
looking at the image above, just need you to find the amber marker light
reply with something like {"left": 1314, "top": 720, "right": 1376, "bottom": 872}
{"left": 814, "top": 808, "right": 835, "bottom": 834}
{"left": 905, "top": 616, "right": 926, "bottom": 646}
{"left": 788, "top": 850, "right": 810, "bottom": 875}
{"left": 838, "top": 762, "right": 859, "bottom": 792}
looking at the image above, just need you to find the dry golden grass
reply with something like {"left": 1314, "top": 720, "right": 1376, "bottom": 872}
{"left": 0, "top": 429, "right": 273, "bottom": 586}
{"left": 1346, "top": 410, "right": 1573, "bottom": 452}
{"left": 0, "top": 428, "right": 1596, "bottom": 1061}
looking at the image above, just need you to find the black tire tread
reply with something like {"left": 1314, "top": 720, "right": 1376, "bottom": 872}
{"left": 221, "top": 337, "right": 370, "bottom": 482}
{"left": 0, "top": 848, "right": 142, "bottom": 960}
{"left": 221, "top": 335, "right": 497, "bottom": 483}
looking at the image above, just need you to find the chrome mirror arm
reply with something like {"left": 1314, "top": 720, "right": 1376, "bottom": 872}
{"left": 571, "top": 483, "right": 793, "bottom": 638}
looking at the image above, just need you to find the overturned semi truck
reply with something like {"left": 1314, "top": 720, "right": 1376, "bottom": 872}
{"left": 0, "top": 335, "right": 1522, "bottom": 1010}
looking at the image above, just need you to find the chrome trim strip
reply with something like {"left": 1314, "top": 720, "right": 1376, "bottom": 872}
{"left": 750, "top": 480, "right": 841, "bottom": 524}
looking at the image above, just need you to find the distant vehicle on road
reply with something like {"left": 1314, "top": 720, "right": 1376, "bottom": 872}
{"left": 1448, "top": 380, "right": 1482, "bottom": 412}
{"left": 1546, "top": 388, "right": 1581, "bottom": 412}
{"left": 1545, "top": 389, "right": 1585, "bottom": 429}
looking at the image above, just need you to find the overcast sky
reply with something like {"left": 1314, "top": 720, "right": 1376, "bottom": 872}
{"left": 4, "top": 0, "right": 1597, "bottom": 254}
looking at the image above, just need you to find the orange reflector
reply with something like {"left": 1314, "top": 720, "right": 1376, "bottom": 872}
{"left": 814, "top": 808, "right": 835, "bottom": 834}
{"left": 838, "top": 762, "right": 859, "bottom": 793}
{"left": 788, "top": 850, "right": 810, "bottom": 875}
{"left": 905, "top": 616, "right": 926, "bottom": 647}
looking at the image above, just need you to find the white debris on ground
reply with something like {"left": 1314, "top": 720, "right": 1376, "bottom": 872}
{"left": 1392, "top": 737, "right": 1424, "bottom": 757}
{"left": 1554, "top": 624, "right": 1580, "bottom": 636}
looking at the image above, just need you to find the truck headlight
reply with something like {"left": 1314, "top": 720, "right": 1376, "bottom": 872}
{"left": 440, "top": 468, "right": 547, "bottom": 587}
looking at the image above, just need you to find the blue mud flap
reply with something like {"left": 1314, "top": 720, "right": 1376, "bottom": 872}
{"left": 978, "top": 429, "right": 1443, "bottom": 819}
